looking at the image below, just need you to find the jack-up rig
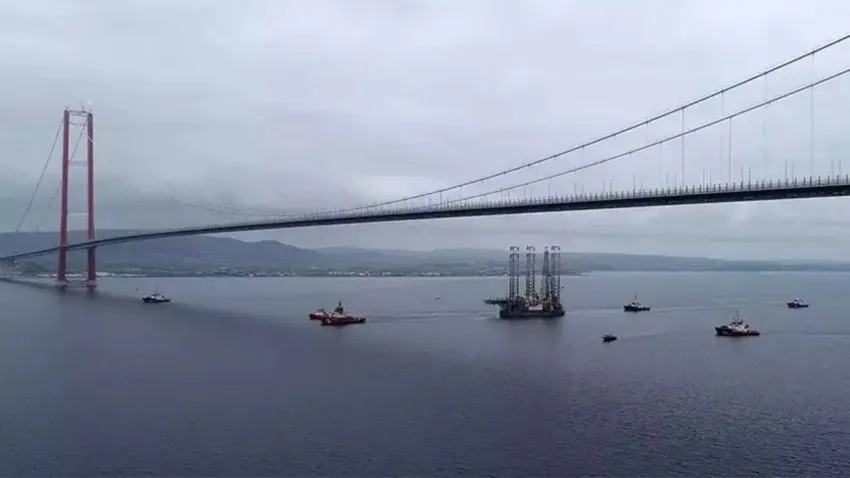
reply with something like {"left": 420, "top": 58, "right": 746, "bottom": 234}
{"left": 485, "top": 245, "right": 565, "bottom": 319}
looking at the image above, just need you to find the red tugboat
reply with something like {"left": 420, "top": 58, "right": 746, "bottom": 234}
{"left": 311, "top": 300, "right": 366, "bottom": 326}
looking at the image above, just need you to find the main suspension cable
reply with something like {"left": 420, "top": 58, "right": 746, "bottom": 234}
{"left": 15, "top": 119, "right": 63, "bottom": 232}
{"left": 330, "top": 32, "right": 850, "bottom": 214}
{"left": 433, "top": 64, "right": 850, "bottom": 207}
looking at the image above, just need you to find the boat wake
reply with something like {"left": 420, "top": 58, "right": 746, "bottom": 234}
{"left": 354, "top": 311, "right": 493, "bottom": 323}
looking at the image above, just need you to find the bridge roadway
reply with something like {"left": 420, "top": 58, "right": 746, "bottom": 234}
{"left": 3, "top": 175, "right": 850, "bottom": 262}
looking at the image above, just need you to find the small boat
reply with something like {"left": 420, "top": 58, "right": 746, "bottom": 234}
{"left": 602, "top": 334, "right": 618, "bottom": 343}
{"left": 623, "top": 294, "right": 651, "bottom": 312}
{"left": 142, "top": 292, "right": 171, "bottom": 304}
{"left": 715, "top": 311, "right": 759, "bottom": 337}
{"left": 786, "top": 298, "right": 809, "bottom": 309}
{"left": 313, "top": 300, "right": 367, "bottom": 326}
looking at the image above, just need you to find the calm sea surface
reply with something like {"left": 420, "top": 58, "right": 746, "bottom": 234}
{"left": 1, "top": 272, "right": 849, "bottom": 476}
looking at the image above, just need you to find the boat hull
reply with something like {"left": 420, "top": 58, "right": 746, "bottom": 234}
{"left": 787, "top": 303, "right": 809, "bottom": 309}
{"left": 499, "top": 311, "right": 565, "bottom": 319}
{"left": 602, "top": 336, "right": 617, "bottom": 342}
{"left": 143, "top": 298, "right": 171, "bottom": 304}
{"left": 320, "top": 316, "right": 367, "bottom": 326}
{"left": 499, "top": 308, "right": 565, "bottom": 319}
{"left": 486, "top": 297, "right": 565, "bottom": 320}
{"left": 624, "top": 305, "right": 650, "bottom": 312}
{"left": 715, "top": 326, "right": 759, "bottom": 337}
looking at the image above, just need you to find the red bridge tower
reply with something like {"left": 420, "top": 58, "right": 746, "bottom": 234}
{"left": 56, "top": 108, "right": 96, "bottom": 289}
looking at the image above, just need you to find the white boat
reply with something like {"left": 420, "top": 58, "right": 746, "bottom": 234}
{"left": 786, "top": 298, "right": 809, "bottom": 309}
{"left": 142, "top": 292, "right": 171, "bottom": 304}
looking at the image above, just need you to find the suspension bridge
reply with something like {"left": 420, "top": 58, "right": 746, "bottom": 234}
{"left": 5, "top": 33, "right": 850, "bottom": 288}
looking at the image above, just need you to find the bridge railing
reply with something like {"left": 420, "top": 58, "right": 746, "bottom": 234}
{"left": 207, "top": 173, "right": 850, "bottom": 228}
{"left": 338, "top": 174, "right": 850, "bottom": 218}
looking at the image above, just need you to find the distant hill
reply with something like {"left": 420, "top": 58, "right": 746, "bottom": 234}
{"left": 2, "top": 230, "right": 850, "bottom": 276}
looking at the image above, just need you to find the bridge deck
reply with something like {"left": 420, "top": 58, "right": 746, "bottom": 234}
{"left": 2, "top": 175, "right": 848, "bottom": 262}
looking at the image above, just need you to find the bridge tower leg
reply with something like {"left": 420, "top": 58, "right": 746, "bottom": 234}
{"left": 56, "top": 109, "right": 71, "bottom": 288}
{"left": 85, "top": 111, "right": 96, "bottom": 288}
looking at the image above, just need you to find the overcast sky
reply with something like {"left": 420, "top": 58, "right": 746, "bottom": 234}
{"left": 3, "top": 0, "right": 850, "bottom": 259}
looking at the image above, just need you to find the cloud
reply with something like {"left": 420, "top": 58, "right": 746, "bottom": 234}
{"left": 2, "top": 0, "right": 850, "bottom": 259}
